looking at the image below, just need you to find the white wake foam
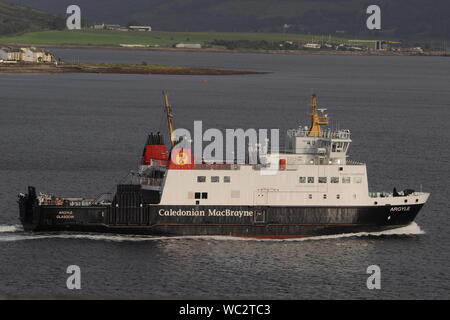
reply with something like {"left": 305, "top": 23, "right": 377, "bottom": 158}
{"left": 279, "top": 222, "right": 425, "bottom": 242}
{"left": 0, "top": 225, "right": 23, "bottom": 233}
{"left": 0, "top": 223, "right": 424, "bottom": 243}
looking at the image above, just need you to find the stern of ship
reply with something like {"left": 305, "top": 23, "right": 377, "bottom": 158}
{"left": 18, "top": 186, "right": 40, "bottom": 231}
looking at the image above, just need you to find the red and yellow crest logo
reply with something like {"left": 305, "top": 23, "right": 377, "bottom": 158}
{"left": 175, "top": 151, "right": 189, "bottom": 166}
{"left": 169, "top": 148, "right": 194, "bottom": 169}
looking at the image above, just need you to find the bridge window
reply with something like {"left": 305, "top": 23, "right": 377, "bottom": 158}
{"left": 197, "top": 176, "right": 206, "bottom": 183}
{"left": 224, "top": 176, "right": 231, "bottom": 183}
{"left": 342, "top": 177, "right": 351, "bottom": 183}
{"left": 308, "top": 177, "right": 314, "bottom": 183}
{"left": 318, "top": 177, "right": 327, "bottom": 183}
{"left": 299, "top": 177, "right": 306, "bottom": 183}
{"left": 343, "top": 142, "right": 349, "bottom": 152}
{"left": 331, "top": 177, "right": 339, "bottom": 183}
{"left": 211, "top": 176, "right": 219, "bottom": 183}
{"left": 332, "top": 142, "right": 346, "bottom": 153}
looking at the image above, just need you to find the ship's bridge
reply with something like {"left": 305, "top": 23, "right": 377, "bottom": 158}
{"left": 285, "top": 95, "right": 352, "bottom": 165}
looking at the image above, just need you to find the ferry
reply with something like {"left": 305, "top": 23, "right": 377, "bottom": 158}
{"left": 18, "top": 93, "right": 429, "bottom": 238}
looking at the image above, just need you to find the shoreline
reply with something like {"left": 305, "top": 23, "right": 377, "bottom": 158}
{"left": 0, "top": 62, "right": 265, "bottom": 75}
{"left": 1, "top": 42, "right": 449, "bottom": 57}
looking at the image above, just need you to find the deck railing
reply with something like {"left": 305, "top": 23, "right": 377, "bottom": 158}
{"left": 287, "top": 128, "right": 351, "bottom": 140}
{"left": 132, "top": 176, "right": 163, "bottom": 186}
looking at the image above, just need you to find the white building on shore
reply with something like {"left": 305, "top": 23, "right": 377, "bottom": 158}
{"left": 128, "top": 26, "right": 152, "bottom": 32}
{"left": 174, "top": 43, "right": 202, "bottom": 49}
{"left": 93, "top": 24, "right": 152, "bottom": 32}
{"left": 0, "top": 47, "right": 23, "bottom": 61}
{"left": 0, "top": 47, "right": 55, "bottom": 63}
{"left": 303, "top": 43, "right": 321, "bottom": 49}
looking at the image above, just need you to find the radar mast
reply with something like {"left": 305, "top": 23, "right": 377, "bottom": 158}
{"left": 307, "top": 94, "right": 329, "bottom": 137}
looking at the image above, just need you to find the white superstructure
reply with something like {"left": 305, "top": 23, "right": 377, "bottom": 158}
{"left": 137, "top": 94, "right": 429, "bottom": 208}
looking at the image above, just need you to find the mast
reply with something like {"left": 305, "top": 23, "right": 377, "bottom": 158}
{"left": 162, "top": 90, "right": 175, "bottom": 147}
{"left": 307, "top": 94, "right": 329, "bottom": 137}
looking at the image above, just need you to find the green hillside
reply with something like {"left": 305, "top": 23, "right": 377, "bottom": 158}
{"left": 5, "top": 0, "right": 450, "bottom": 39}
{"left": 0, "top": 1, "right": 64, "bottom": 35}
{"left": 0, "top": 29, "right": 349, "bottom": 47}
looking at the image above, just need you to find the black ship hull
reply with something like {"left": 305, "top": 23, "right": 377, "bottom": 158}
{"left": 19, "top": 186, "right": 424, "bottom": 239}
